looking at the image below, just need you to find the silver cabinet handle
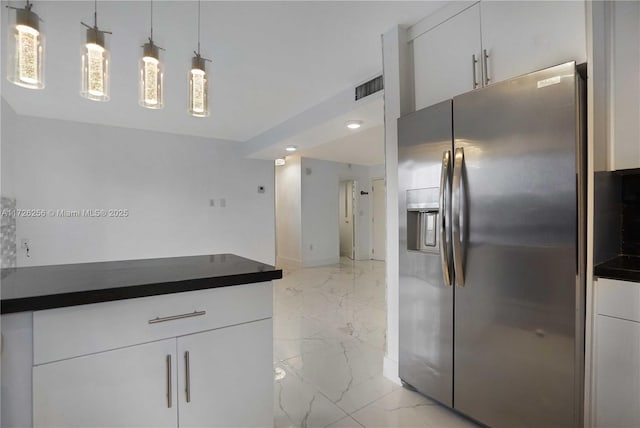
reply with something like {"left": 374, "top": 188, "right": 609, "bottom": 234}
{"left": 148, "top": 310, "right": 206, "bottom": 324}
{"left": 483, "top": 49, "right": 490, "bottom": 86}
{"left": 471, "top": 55, "right": 479, "bottom": 89}
{"left": 452, "top": 147, "right": 465, "bottom": 286}
{"left": 185, "top": 351, "right": 191, "bottom": 403}
{"left": 439, "top": 150, "right": 452, "bottom": 287}
{"left": 166, "top": 354, "right": 172, "bottom": 408}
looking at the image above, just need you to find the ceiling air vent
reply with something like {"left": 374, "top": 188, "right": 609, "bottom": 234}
{"left": 355, "top": 75, "right": 383, "bottom": 101}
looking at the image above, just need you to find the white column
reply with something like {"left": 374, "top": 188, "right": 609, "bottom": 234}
{"left": 381, "top": 25, "right": 413, "bottom": 383}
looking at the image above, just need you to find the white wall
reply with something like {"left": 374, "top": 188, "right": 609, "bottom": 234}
{"left": 275, "top": 155, "right": 302, "bottom": 266}
{"left": 369, "top": 163, "right": 385, "bottom": 180}
{"left": 1, "top": 99, "right": 17, "bottom": 198}
{"left": 382, "top": 25, "right": 414, "bottom": 384}
{"left": 275, "top": 156, "right": 382, "bottom": 267}
{"left": 1, "top": 110, "right": 275, "bottom": 267}
{"left": 300, "top": 157, "right": 378, "bottom": 266}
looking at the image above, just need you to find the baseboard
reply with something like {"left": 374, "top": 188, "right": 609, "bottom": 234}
{"left": 302, "top": 257, "right": 340, "bottom": 268}
{"left": 276, "top": 256, "right": 301, "bottom": 269}
{"left": 383, "top": 356, "right": 402, "bottom": 385}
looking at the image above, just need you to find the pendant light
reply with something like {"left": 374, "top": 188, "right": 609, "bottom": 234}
{"left": 81, "top": 0, "right": 111, "bottom": 102}
{"left": 6, "top": 0, "right": 45, "bottom": 89}
{"left": 139, "top": 0, "right": 164, "bottom": 109}
{"left": 189, "top": 0, "right": 211, "bottom": 117}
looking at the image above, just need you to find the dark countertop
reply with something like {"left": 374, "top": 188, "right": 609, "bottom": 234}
{"left": 1, "top": 254, "right": 282, "bottom": 314}
{"left": 594, "top": 255, "right": 640, "bottom": 283}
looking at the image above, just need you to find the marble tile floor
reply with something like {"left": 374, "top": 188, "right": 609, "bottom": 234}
{"left": 273, "top": 258, "right": 479, "bottom": 428}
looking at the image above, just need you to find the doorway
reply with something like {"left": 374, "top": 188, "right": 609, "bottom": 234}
{"left": 372, "top": 178, "right": 386, "bottom": 261}
{"left": 339, "top": 180, "right": 357, "bottom": 259}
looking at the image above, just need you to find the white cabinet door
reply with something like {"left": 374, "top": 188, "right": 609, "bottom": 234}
{"left": 480, "top": 1, "right": 586, "bottom": 84}
{"left": 595, "top": 315, "right": 640, "bottom": 428}
{"left": 177, "top": 319, "right": 273, "bottom": 428}
{"left": 33, "top": 339, "right": 178, "bottom": 428}
{"left": 610, "top": 1, "right": 640, "bottom": 170}
{"left": 413, "top": 3, "right": 482, "bottom": 109}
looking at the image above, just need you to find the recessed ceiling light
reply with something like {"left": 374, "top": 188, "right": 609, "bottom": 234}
{"left": 275, "top": 158, "right": 285, "bottom": 166}
{"left": 285, "top": 146, "right": 297, "bottom": 152}
{"left": 346, "top": 120, "right": 363, "bottom": 129}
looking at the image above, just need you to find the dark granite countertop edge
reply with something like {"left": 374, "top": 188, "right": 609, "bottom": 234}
{"left": 594, "top": 255, "right": 640, "bottom": 283}
{"left": 1, "top": 270, "right": 282, "bottom": 314}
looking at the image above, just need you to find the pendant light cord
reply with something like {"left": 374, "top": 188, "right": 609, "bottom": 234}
{"left": 193, "top": 0, "right": 209, "bottom": 62}
{"left": 81, "top": 0, "right": 111, "bottom": 36}
{"left": 150, "top": 0, "right": 154, "bottom": 42}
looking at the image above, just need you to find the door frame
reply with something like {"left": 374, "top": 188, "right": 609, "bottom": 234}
{"left": 371, "top": 177, "right": 386, "bottom": 261}
{"left": 339, "top": 179, "right": 358, "bottom": 260}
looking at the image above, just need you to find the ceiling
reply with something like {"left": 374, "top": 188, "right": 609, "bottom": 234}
{"left": 296, "top": 124, "right": 384, "bottom": 166}
{"left": 1, "top": 1, "right": 445, "bottom": 143}
{"left": 252, "top": 94, "right": 384, "bottom": 161}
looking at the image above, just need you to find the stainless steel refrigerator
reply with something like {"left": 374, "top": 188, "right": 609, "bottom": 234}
{"left": 398, "top": 62, "right": 585, "bottom": 428}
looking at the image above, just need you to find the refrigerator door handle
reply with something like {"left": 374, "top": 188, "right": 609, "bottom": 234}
{"left": 439, "top": 150, "right": 452, "bottom": 286}
{"left": 452, "top": 147, "right": 465, "bottom": 286}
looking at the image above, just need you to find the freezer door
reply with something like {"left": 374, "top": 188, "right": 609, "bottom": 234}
{"left": 452, "top": 62, "right": 584, "bottom": 427}
{"left": 398, "top": 100, "right": 454, "bottom": 406}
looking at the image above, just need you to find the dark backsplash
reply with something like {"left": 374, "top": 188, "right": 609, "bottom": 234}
{"left": 594, "top": 172, "right": 622, "bottom": 264}
{"left": 622, "top": 174, "right": 640, "bottom": 255}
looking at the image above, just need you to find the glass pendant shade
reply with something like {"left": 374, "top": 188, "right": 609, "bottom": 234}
{"left": 139, "top": 42, "right": 163, "bottom": 109}
{"left": 6, "top": 6, "right": 45, "bottom": 89}
{"left": 189, "top": 56, "right": 209, "bottom": 117}
{"left": 81, "top": 28, "right": 110, "bottom": 102}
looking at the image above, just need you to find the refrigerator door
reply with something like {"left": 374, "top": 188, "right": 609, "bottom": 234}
{"left": 452, "top": 62, "right": 584, "bottom": 427}
{"left": 398, "top": 100, "right": 454, "bottom": 406}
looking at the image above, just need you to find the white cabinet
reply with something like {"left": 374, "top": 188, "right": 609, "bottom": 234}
{"left": 595, "top": 315, "right": 640, "bottom": 428}
{"left": 609, "top": 1, "right": 640, "bottom": 170}
{"left": 32, "top": 282, "right": 272, "bottom": 365}
{"left": 412, "top": 1, "right": 586, "bottom": 108}
{"left": 34, "top": 339, "right": 178, "bottom": 428}
{"left": 29, "top": 283, "right": 273, "bottom": 428}
{"left": 595, "top": 278, "right": 640, "bottom": 428}
{"left": 480, "top": 1, "right": 586, "bottom": 84}
{"left": 33, "top": 319, "right": 273, "bottom": 428}
{"left": 413, "top": 4, "right": 482, "bottom": 109}
{"left": 178, "top": 319, "right": 273, "bottom": 428}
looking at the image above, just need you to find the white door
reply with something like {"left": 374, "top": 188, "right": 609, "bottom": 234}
{"left": 177, "top": 319, "right": 273, "bottom": 428}
{"left": 480, "top": 1, "right": 586, "bottom": 85}
{"left": 372, "top": 179, "right": 386, "bottom": 261}
{"left": 413, "top": 3, "right": 482, "bottom": 109}
{"left": 339, "top": 180, "right": 355, "bottom": 259}
{"left": 33, "top": 339, "right": 178, "bottom": 428}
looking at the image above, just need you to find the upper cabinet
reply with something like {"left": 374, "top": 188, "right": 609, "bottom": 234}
{"left": 414, "top": 4, "right": 482, "bottom": 110}
{"left": 480, "top": 1, "right": 586, "bottom": 84}
{"left": 609, "top": 1, "right": 640, "bottom": 171}
{"left": 413, "top": 1, "right": 586, "bottom": 110}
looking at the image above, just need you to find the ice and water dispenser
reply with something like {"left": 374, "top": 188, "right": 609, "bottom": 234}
{"left": 406, "top": 187, "right": 440, "bottom": 254}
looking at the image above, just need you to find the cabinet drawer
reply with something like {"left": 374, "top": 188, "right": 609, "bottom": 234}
{"left": 33, "top": 282, "right": 272, "bottom": 365}
{"left": 596, "top": 278, "right": 640, "bottom": 322}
